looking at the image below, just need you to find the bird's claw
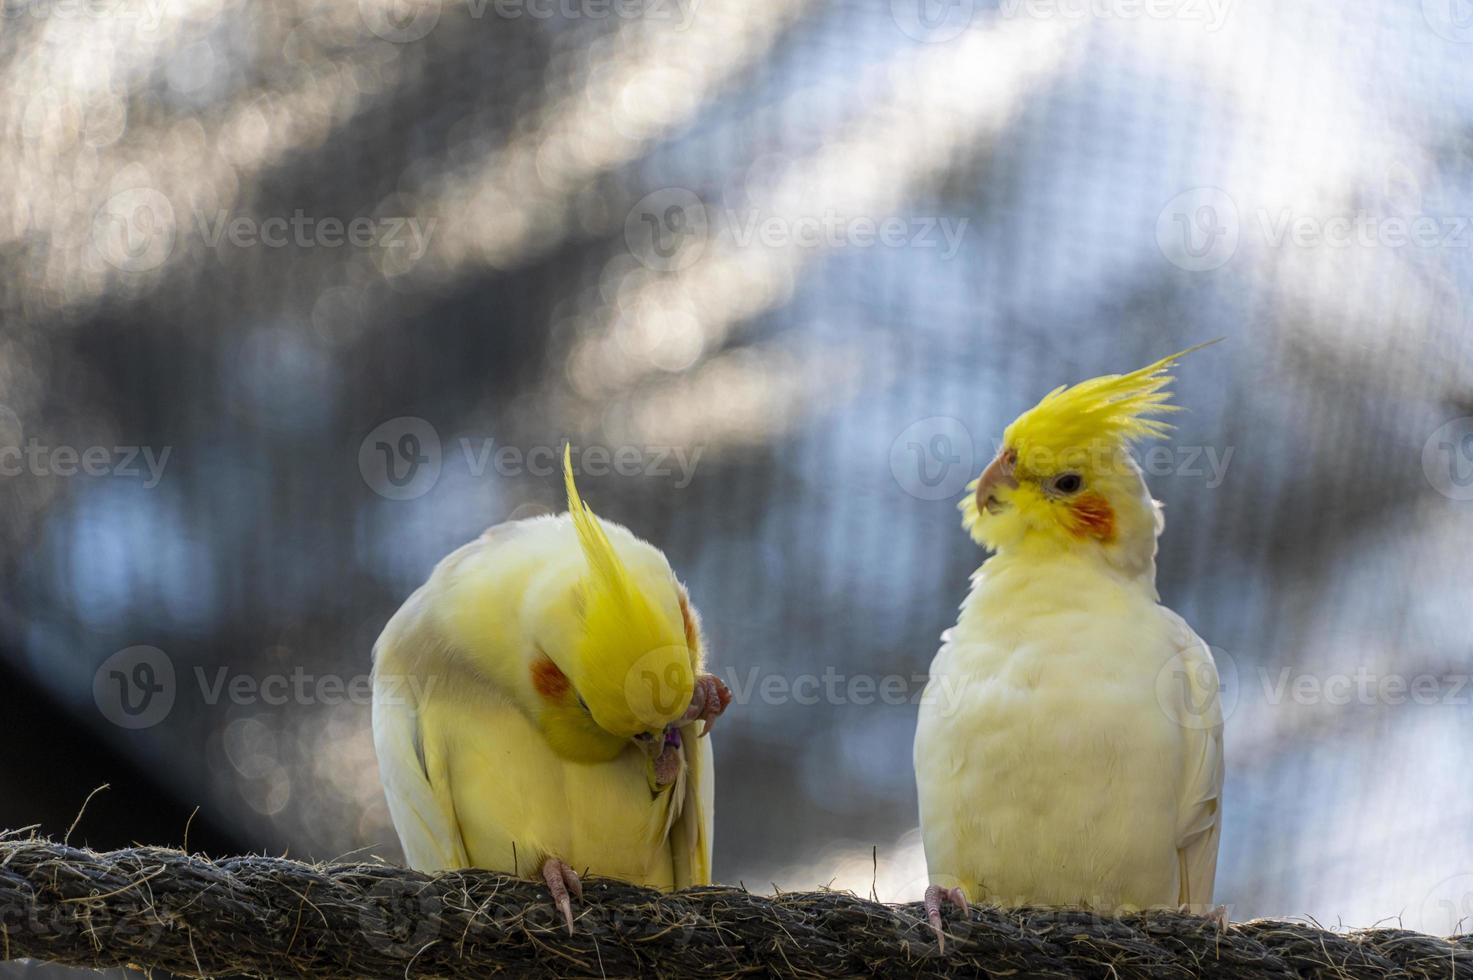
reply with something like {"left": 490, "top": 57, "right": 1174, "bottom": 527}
{"left": 683, "top": 672, "right": 732, "bottom": 736}
{"left": 1178, "top": 902, "right": 1230, "bottom": 933}
{"left": 924, "top": 884, "right": 969, "bottom": 952}
{"left": 541, "top": 857, "right": 583, "bottom": 935}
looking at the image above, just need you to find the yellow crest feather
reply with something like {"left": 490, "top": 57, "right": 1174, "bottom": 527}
{"left": 562, "top": 445, "right": 690, "bottom": 734}
{"left": 564, "top": 443, "right": 641, "bottom": 614}
{"left": 1002, "top": 341, "right": 1218, "bottom": 459}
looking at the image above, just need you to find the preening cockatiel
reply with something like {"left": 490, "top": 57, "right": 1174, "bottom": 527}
{"left": 913, "top": 345, "right": 1225, "bottom": 948}
{"left": 372, "top": 447, "right": 730, "bottom": 932}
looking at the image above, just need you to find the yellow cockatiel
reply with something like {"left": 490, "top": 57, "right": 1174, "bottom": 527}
{"left": 913, "top": 345, "right": 1225, "bottom": 948}
{"left": 372, "top": 447, "right": 729, "bottom": 932}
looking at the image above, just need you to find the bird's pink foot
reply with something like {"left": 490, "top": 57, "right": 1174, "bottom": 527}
{"left": 1178, "top": 902, "right": 1229, "bottom": 932}
{"left": 924, "top": 884, "right": 969, "bottom": 952}
{"left": 653, "top": 726, "right": 683, "bottom": 786}
{"left": 541, "top": 857, "right": 583, "bottom": 935}
{"left": 683, "top": 672, "right": 732, "bottom": 736}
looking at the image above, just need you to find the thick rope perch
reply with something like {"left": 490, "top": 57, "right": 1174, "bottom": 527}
{"left": 0, "top": 839, "right": 1468, "bottom": 979}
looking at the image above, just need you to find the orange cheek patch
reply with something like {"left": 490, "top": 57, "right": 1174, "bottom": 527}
{"left": 1066, "top": 491, "right": 1116, "bottom": 542}
{"left": 531, "top": 652, "right": 571, "bottom": 700}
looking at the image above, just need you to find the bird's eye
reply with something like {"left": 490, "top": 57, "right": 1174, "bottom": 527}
{"left": 1051, "top": 473, "right": 1083, "bottom": 495}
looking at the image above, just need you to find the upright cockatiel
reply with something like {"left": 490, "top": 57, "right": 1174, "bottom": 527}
{"left": 372, "top": 447, "right": 730, "bottom": 932}
{"left": 913, "top": 345, "right": 1224, "bottom": 948}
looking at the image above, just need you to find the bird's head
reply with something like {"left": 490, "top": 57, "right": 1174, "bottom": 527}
{"left": 961, "top": 343, "right": 1213, "bottom": 573}
{"left": 532, "top": 447, "right": 697, "bottom": 762}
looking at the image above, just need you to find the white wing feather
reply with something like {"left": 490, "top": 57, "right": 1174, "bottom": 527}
{"left": 1166, "top": 613, "right": 1225, "bottom": 907}
{"left": 372, "top": 593, "right": 470, "bottom": 872}
{"left": 670, "top": 722, "right": 715, "bottom": 887}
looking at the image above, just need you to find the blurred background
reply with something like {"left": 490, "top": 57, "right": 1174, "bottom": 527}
{"left": 3, "top": 1, "right": 1473, "bottom": 971}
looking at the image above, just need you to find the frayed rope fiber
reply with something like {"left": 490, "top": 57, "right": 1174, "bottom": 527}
{"left": 1, "top": 838, "right": 1469, "bottom": 978}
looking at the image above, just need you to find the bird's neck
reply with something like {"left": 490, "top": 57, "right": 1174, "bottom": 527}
{"left": 962, "top": 539, "right": 1160, "bottom": 628}
{"left": 1007, "top": 530, "right": 1158, "bottom": 580}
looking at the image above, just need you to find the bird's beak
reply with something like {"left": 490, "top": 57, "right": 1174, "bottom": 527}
{"left": 975, "top": 448, "right": 1019, "bottom": 514}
